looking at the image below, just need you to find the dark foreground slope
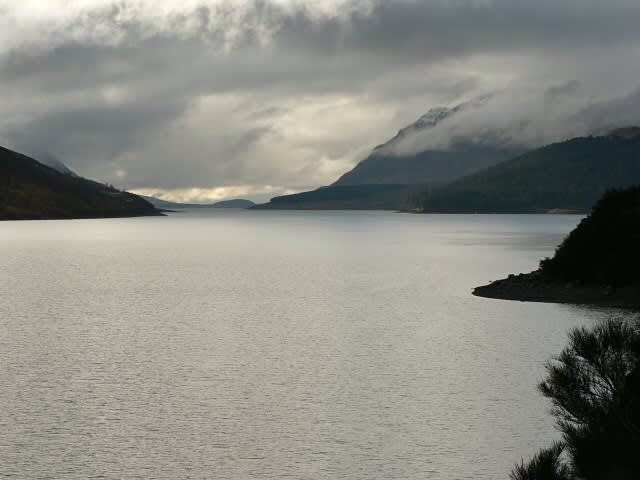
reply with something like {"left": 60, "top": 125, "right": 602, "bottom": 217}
{"left": 409, "top": 130, "right": 640, "bottom": 213}
{"left": 474, "top": 186, "right": 640, "bottom": 308}
{"left": 0, "top": 146, "right": 160, "bottom": 220}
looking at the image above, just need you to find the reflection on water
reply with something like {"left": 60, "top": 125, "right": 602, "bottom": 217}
{"left": 0, "top": 211, "right": 610, "bottom": 479}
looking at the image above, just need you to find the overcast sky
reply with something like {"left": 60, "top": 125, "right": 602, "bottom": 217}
{"left": 2, "top": 0, "right": 640, "bottom": 202}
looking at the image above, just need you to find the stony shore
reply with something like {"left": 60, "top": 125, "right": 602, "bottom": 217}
{"left": 473, "top": 270, "right": 640, "bottom": 309}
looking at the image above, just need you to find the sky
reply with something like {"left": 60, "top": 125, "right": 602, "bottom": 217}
{"left": 2, "top": 0, "right": 640, "bottom": 202}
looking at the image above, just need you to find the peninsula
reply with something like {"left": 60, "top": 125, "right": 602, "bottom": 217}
{"left": 473, "top": 186, "right": 640, "bottom": 308}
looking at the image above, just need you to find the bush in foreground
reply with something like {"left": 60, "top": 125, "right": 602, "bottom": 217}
{"left": 511, "top": 319, "right": 640, "bottom": 480}
{"left": 510, "top": 443, "right": 571, "bottom": 480}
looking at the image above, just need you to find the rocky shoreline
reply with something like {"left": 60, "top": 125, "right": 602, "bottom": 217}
{"left": 473, "top": 270, "right": 640, "bottom": 309}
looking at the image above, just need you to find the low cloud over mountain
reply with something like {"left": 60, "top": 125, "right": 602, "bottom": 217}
{"left": 2, "top": 1, "right": 640, "bottom": 201}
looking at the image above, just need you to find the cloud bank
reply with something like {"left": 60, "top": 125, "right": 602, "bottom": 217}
{"left": 2, "top": 0, "right": 640, "bottom": 201}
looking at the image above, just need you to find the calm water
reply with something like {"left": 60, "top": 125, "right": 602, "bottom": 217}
{"left": 0, "top": 211, "right": 613, "bottom": 479}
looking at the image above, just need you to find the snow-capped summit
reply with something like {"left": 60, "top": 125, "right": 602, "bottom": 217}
{"left": 413, "top": 106, "right": 456, "bottom": 129}
{"left": 331, "top": 97, "right": 520, "bottom": 187}
{"left": 390, "top": 105, "right": 460, "bottom": 146}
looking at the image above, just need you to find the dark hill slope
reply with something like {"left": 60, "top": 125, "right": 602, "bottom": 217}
{"left": 539, "top": 186, "right": 640, "bottom": 285}
{"left": 333, "top": 143, "right": 520, "bottom": 187}
{"left": 409, "top": 134, "right": 640, "bottom": 213}
{"left": 253, "top": 184, "right": 411, "bottom": 210}
{"left": 474, "top": 186, "right": 640, "bottom": 308}
{"left": 0, "top": 146, "right": 159, "bottom": 220}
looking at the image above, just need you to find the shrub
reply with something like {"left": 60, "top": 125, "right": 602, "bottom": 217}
{"left": 511, "top": 319, "right": 640, "bottom": 480}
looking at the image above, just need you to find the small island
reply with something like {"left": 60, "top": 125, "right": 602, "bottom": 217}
{"left": 473, "top": 186, "right": 640, "bottom": 308}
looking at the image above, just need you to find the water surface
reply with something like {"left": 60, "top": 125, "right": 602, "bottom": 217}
{"left": 0, "top": 211, "right": 611, "bottom": 479}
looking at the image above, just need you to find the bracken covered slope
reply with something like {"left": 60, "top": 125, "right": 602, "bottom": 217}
{"left": 0, "top": 146, "right": 160, "bottom": 220}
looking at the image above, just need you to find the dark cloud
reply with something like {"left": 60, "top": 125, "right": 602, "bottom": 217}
{"left": 1, "top": 0, "right": 640, "bottom": 201}
{"left": 573, "top": 88, "right": 640, "bottom": 135}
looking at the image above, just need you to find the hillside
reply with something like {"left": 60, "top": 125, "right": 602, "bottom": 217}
{"left": 333, "top": 104, "right": 519, "bottom": 187}
{"left": 0, "top": 146, "right": 160, "bottom": 220}
{"left": 334, "top": 142, "right": 520, "bottom": 188}
{"left": 474, "top": 186, "right": 640, "bottom": 308}
{"left": 408, "top": 131, "right": 640, "bottom": 213}
{"left": 252, "top": 184, "right": 411, "bottom": 210}
{"left": 539, "top": 186, "right": 640, "bottom": 285}
{"left": 256, "top": 103, "right": 519, "bottom": 210}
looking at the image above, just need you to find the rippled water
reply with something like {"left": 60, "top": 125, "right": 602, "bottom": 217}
{"left": 0, "top": 211, "right": 613, "bottom": 479}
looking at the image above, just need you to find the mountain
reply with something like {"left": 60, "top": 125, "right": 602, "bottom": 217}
{"left": 332, "top": 142, "right": 520, "bottom": 187}
{"left": 256, "top": 103, "right": 520, "bottom": 210}
{"left": 0, "top": 146, "right": 160, "bottom": 220}
{"left": 473, "top": 186, "right": 640, "bottom": 308}
{"left": 140, "top": 195, "right": 255, "bottom": 209}
{"left": 333, "top": 103, "right": 520, "bottom": 187}
{"left": 408, "top": 129, "right": 640, "bottom": 213}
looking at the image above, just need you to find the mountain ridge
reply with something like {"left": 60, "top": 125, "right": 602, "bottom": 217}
{"left": 408, "top": 130, "right": 640, "bottom": 213}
